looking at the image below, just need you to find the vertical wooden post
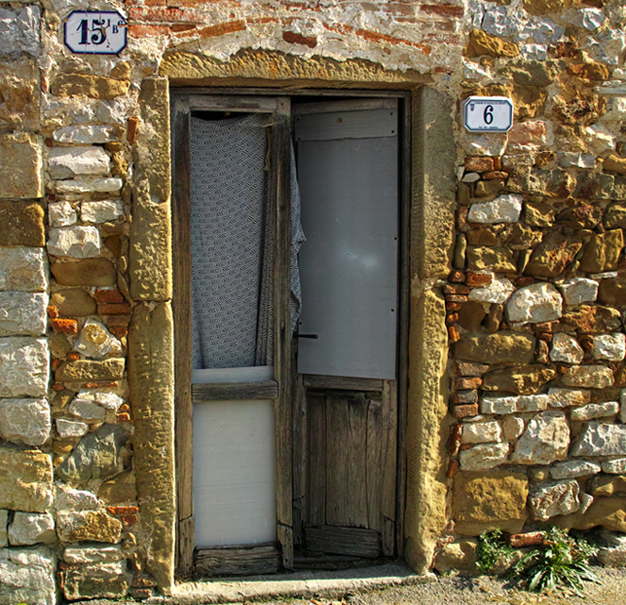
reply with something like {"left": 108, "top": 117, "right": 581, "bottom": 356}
{"left": 171, "top": 94, "right": 195, "bottom": 578}
{"left": 272, "top": 98, "right": 294, "bottom": 569}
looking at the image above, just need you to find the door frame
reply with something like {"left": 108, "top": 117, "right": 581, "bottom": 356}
{"left": 170, "top": 88, "right": 411, "bottom": 578}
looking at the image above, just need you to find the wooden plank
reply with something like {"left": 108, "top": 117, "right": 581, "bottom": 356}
{"left": 293, "top": 553, "right": 362, "bottom": 570}
{"left": 272, "top": 98, "right": 294, "bottom": 568}
{"left": 277, "top": 523, "right": 293, "bottom": 571}
{"left": 326, "top": 396, "right": 368, "bottom": 528}
{"left": 292, "top": 373, "right": 307, "bottom": 547}
{"left": 195, "top": 544, "right": 280, "bottom": 577}
{"left": 366, "top": 397, "right": 383, "bottom": 533}
{"left": 381, "top": 380, "right": 398, "bottom": 556}
{"left": 292, "top": 98, "right": 398, "bottom": 115}
{"left": 306, "top": 392, "right": 326, "bottom": 527}
{"left": 171, "top": 94, "right": 195, "bottom": 576}
{"left": 177, "top": 515, "right": 195, "bottom": 579}
{"left": 303, "top": 375, "right": 383, "bottom": 392}
{"left": 305, "top": 526, "right": 381, "bottom": 558}
{"left": 192, "top": 381, "right": 278, "bottom": 402}
{"left": 396, "top": 94, "right": 412, "bottom": 553}
{"left": 188, "top": 94, "right": 279, "bottom": 113}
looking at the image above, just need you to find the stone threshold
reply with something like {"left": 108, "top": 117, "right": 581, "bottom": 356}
{"left": 147, "top": 563, "right": 431, "bottom": 604}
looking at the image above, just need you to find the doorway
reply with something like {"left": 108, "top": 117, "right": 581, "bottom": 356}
{"left": 171, "top": 91, "right": 409, "bottom": 578}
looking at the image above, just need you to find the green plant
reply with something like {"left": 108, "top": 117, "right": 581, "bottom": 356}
{"left": 512, "top": 527, "right": 598, "bottom": 596}
{"left": 475, "top": 528, "right": 515, "bottom": 574}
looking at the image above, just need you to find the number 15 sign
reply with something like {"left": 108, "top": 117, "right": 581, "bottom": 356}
{"left": 463, "top": 96, "right": 514, "bottom": 133}
{"left": 64, "top": 11, "right": 127, "bottom": 55}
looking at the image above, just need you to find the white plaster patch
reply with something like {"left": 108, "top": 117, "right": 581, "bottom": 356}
{"left": 0, "top": 6, "right": 40, "bottom": 57}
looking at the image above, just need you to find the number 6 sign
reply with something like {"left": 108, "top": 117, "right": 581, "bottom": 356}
{"left": 463, "top": 96, "right": 514, "bottom": 133}
{"left": 64, "top": 11, "right": 127, "bottom": 55}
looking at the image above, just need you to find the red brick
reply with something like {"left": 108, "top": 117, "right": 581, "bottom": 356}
{"left": 109, "top": 326, "right": 128, "bottom": 339}
{"left": 534, "top": 322, "right": 556, "bottom": 333}
{"left": 516, "top": 277, "right": 535, "bottom": 287}
{"left": 170, "top": 23, "right": 195, "bottom": 32}
{"left": 456, "top": 376, "right": 482, "bottom": 390}
{"left": 444, "top": 284, "right": 470, "bottom": 295}
{"left": 493, "top": 157, "right": 502, "bottom": 171}
{"left": 420, "top": 3, "right": 464, "bottom": 18}
{"left": 51, "top": 358, "right": 62, "bottom": 371}
{"left": 97, "top": 303, "right": 132, "bottom": 315}
{"left": 82, "top": 382, "right": 119, "bottom": 388}
{"left": 452, "top": 403, "right": 479, "bottom": 419}
{"left": 106, "top": 315, "right": 131, "bottom": 327}
{"left": 509, "top": 531, "right": 544, "bottom": 548}
{"left": 456, "top": 362, "right": 489, "bottom": 376}
{"left": 95, "top": 289, "right": 124, "bottom": 304}
{"left": 128, "top": 23, "right": 170, "bottom": 36}
{"left": 483, "top": 171, "right": 509, "bottom": 180}
{"left": 446, "top": 459, "right": 459, "bottom": 478}
{"left": 282, "top": 30, "right": 317, "bottom": 48}
{"left": 452, "top": 390, "right": 478, "bottom": 404}
{"left": 52, "top": 383, "right": 65, "bottom": 392}
{"left": 446, "top": 302, "right": 462, "bottom": 312}
{"left": 449, "top": 270, "right": 465, "bottom": 283}
{"left": 128, "top": 7, "right": 199, "bottom": 22}
{"left": 537, "top": 332, "right": 553, "bottom": 342}
{"left": 117, "top": 412, "right": 132, "bottom": 423}
{"left": 185, "top": 20, "right": 247, "bottom": 39}
{"left": 445, "top": 294, "right": 467, "bottom": 303}
{"left": 448, "top": 325, "right": 460, "bottom": 343}
{"left": 446, "top": 312, "right": 459, "bottom": 325}
{"left": 127, "top": 118, "right": 139, "bottom": 145}
{"left": 47, "top": 305, "right": 58, "bottom": 319}
{"left": 465, "top": 156, "right": 494, "bottom": 173}
{"left": 52, "top": 318, "right": 78, "bottom": 334}
{"left": 107, "top": 506, "right": 139, "bottom": 516}
{"left": 466, "top": 272, "right": 492, "bottom": 287}
{"left": 66, "top": 352, "right": 81, "bottom": 361}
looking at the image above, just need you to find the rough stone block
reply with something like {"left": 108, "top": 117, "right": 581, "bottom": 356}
{"left": 47, "top": 226, "right": 101, "bottom": 258}
{"left": 56, "top": 423, "right": 129, "bottom": 483}
{"left": 98, "top": 471, "right": 137, "bottom": 505}
{"left": 0, "top": 447, "right": 53, "bottom": 512}
{"left": 48, "top": 146, "right": 110, "bottom": 179}
{"left": 55, "top": 358, "right": 125, "bottom": 383}
{"left": 510, "top": 411, "right": 569, "bottom": 465}
{"left": 507, "top": 282, "right": 563, "bottom": 324}
{"left": 482, "top": 365, "right": 556, "bottom": 395}
{"left": 63, "top": 562, "right": 129, "bottom": 600}
{"left": 73, "top": 319, "right": 122, "bottom": 359}
{"left": 50, "top": 289, "right": 96, "bottom": 317}
{"left": 561, "top": 365, "right": 614, "bottom": 388}
{"left": 550, "top": 332, "right": 584, "bottom": 364}
{"left": 0, "top": 510, "right": 6, "bottom": 546}
{"left": 459, "top": 442, "right": 509, "bottom": 470}
{"left": 63, "top": 544, "right": 124, "bottom": 564}
{"left": 0, "top": 292, "right": 46, "bottom": 336}
{"left": 529, "top": 479, "right": 580, "bottom": 521}
{"left": 56, "top": 418, "right": 88, "bottom": 438}
{"left": 551, "top": 460, "right": 601, "bottom": 480}
{"left": 0, "top": 57, "right": 39, "bottom": 131}
{"left": 467, "top": 246, "right": 516, "bottom": 272}
{"left": 56, "top": 489, "right": 98, "bottom": 511}
{"left": 602, "top": 458, "right": 626, "bottom": 474}
{"left": 51, "top": 74, "right": 130, "bottom": 100}
{"left": 56, "top": 510, "right": 122, "bottom": 543}
{"left": 590, "top": 475, "right": 626, "bottom": 497}
{"left": 0, "top": 546, "right": 55, "bottom": 605}
{"left": 453, "top": 471, "right": 528, "bottom": 536}
{"left": 8, "top": 511, "right": 55, "bottom": 545}
{"left": 81, "top": 200, "right": 124, "bottom": 223}
{"left": 48, "top": 201, "right": 77, "bottom": 227}
{"left": 68, "top": 397, "right": 105, "bottom": 421}
{"left": 571, "top": 422, "right": 626, "bottom": 457}
{"left": 467, "top": 276, "right": 515, "bottom": 304}
{"left": 592, "top": 333, "right": 626, "bottom": 361}
{"left": 0, "top": 398, "right": 50, "bottom": 445}
{"left": 55, "top": 177, "right": 122, "bottom": 195}
{"left": 52, "top": 125, "right": 116, "bottom": 145}
{"left": 454, "top": 331, "right": 535, "bottom": 365}
{"left": 461, "top": 421, "right": 502, "bottom": 444}
{"left": 0, "top": 247, "right": 47, "bottom": 292}
{"left": 0, "top": 337, "right": 49, "bottom": 397}
{"left": 0, "top": 6, "right": 40, "bottom": 57}
{"left": 433, "top": 538, "right": 478, "bottom": 575}
{"left": 0, "top": 201, "right": 44, "bottom": 246}
{"left": 51, "top": 258, "right": 116, "bottom": 287}
{"left": 129, "top": 183, "right": 172, "bottom": 301}
{"left": 571, "top": 401, "right": 619, "bottom": 421}
{"left": 0, "top": 133, "right": 43, "bottom": 198}
{"left": 467, "top": 194, "right": 522, "bottom": 224}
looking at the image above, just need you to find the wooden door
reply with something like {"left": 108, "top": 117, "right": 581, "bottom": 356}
{"left": 292, "top": 100, "right": 400, "bottom": 564}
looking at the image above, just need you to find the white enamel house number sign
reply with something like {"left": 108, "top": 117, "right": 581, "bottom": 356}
{"left": 64, "top": 10, "right": 127, "bottom": 55}
{"left": 464, "top": 96, "right": 514, "bottom": 133}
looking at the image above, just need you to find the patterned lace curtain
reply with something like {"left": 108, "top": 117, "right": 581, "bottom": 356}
{"left": 190, "top": 114, "right": 304, "bottom": 370}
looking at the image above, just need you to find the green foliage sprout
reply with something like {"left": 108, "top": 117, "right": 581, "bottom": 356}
{"left": 512, "top": 527, "right": 598, "bottom": 596}
{"left": 475, "top": 528, "right": 515, "bottom": 574}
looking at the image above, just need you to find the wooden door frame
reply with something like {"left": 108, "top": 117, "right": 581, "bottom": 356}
{"left": 171, "top": 88, "right": 411, "bottom": 578}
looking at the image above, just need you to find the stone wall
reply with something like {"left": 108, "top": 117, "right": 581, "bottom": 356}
{"left": 0, "top": 0, "right": 625, "bottom": 600}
